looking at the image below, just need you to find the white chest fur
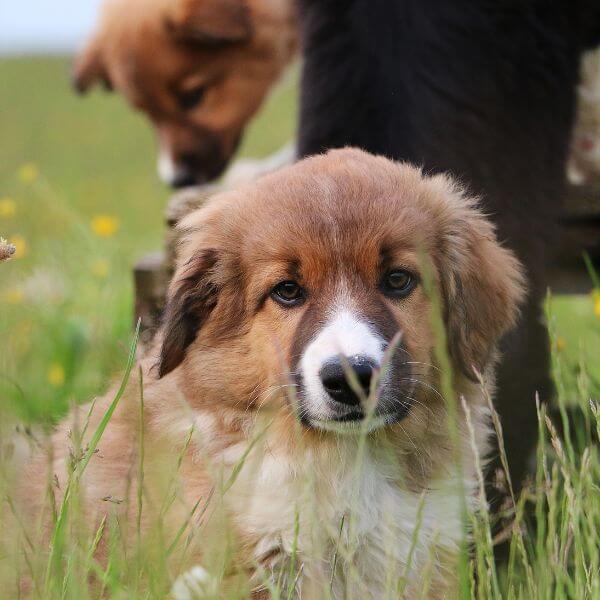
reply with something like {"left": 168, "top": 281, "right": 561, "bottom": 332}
{"left": 224, "top": 439, "right": 474, "bottom": 598}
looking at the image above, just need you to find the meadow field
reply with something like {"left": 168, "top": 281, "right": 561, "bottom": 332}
{"left": 0, "top": 56, "right": 297, "bottom": 422}
{"left": 0, "top": 56, "right": 599, "bottom": 598}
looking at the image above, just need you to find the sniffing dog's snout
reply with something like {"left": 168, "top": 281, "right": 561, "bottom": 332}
{"left": 157, "top": 126, "right": 230, "bottom": 188}
{"left": 171, "top": 165, "right": 201, "bottom": 189}
{"left": 319, "top": 357, "right": 375, "bottom": 406}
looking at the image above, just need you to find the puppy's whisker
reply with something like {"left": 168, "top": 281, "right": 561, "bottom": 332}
{"left": 398, "top": 394, "right": 434, "bottom": 417}
{"left": 247, "top": 384, "right": 299, "bottom": 415}
{"left": 399, "top": 361, "right": 441, "bottom": 372}
{"left": 398, "top": 424, "right": 420, "bottom": 455}
{"left": 237, "top": 381, "right": 264, "bottom": 410}
{"left": 399, "top": 378, "right": 445, "bottom": 402}
{"left": 257, "top": 384, "right": 299, "bottom": 408}
{"left": 245, "top": 378, "right": 295, "bottom": 402}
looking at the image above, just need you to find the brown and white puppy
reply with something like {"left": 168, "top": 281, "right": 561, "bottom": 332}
{"left": 21, "top": 149, "right": 524, "bottom": 597}
{"left": 73, "top": 0, "right": 297, "bottom": 187}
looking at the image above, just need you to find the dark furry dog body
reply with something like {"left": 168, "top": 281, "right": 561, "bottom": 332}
{"left": 297, "top": 0, "right": 600, "bottom": 488}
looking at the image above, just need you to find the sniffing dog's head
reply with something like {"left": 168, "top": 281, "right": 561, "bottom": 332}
{"left": 73, "top": 0, "right": 296, "bottom": 187}
{"left": 158, "top": 149, "right": 525, "bottom": 434}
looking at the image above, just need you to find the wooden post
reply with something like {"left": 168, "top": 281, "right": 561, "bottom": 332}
{"left": 133, "top": 251, "right": 168, "bottom": 351}
{"left": 133, "top": 185, "right": 219, "bottom": 351}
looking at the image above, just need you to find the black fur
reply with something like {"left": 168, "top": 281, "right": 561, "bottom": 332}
{"left": 297, "top": 0, "right": 600, "bottom": 489}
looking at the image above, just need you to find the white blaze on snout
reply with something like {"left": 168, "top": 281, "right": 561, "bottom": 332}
{"left": 299, "top": 310, "right": 385, "bottom": 420}
{"left": 157, "top": 146, "right": 178, "bottom": 186}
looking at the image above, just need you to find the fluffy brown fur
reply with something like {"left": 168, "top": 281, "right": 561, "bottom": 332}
{"left": 20, "top": 149, "right": 524, "bottom": 597}
{"left": 73, "top": 0, "right": 297, "bottom": 186}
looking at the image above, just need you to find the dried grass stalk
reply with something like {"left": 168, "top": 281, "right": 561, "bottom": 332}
{"left": 0, "top": 237, "right": 16, "bottom": 262}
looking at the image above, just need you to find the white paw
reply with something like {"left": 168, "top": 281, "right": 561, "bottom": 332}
{"left": 223, "top": 159, "right": 267, "bottom": 187}
{"left": 171, "top": 566, "right": 216, "bottom": 600}
{"left": 223, "top": 142, "right": 296, "bottom": 188}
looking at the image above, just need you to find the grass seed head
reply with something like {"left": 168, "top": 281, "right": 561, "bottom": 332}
{"left": 0, "top": 236, "right": 16, "bottom": 261}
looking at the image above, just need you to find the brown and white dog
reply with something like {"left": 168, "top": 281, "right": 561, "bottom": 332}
{"left": 73, "top": 0, "right": 297, "bottom": 187}
{"left": 21, "top": 149, "right": 524, "bottom": 597}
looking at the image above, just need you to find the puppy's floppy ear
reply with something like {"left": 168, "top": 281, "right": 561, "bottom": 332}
{"left": 440, "top": 198, "right": 526, "bottom": 379}
{"left": 166, "top": 0, "right": 253, "bottom": 45}
{"left": 158, "top": 249, "right": 220, "bottom": 377}
{"left": 72, "top": 36, "right": 112, "bottom": 93}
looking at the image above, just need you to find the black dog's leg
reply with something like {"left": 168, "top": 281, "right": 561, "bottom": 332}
{"left": 492, "top": 300, "right": 553, "bottom": 493}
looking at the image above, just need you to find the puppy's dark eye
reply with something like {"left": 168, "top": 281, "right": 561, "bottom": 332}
{"left": 177, "top": 86, "right": 206, "bottom": 110}
{"left": 381, "top": 269, "right": 417, "bottom": 298}
{"left": 271, "top": 281, "right": 305, "bottom": 307}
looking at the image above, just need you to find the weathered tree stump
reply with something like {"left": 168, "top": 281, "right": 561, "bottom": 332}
{"left": 133, "top": 251, "right": 169, "bottom": 350}
{"left": 133, "top": 185, "right": 220, "bottom": 351}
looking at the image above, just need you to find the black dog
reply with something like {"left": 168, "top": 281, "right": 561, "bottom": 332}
{"left": 297, "top": 0, "right": 600, "bottom": 494}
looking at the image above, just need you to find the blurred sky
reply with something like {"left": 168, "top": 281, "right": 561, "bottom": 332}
{"left": 0, "top": 0, "right": 103, "bottom": 54}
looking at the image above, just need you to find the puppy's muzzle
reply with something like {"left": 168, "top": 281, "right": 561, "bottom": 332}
{"left": 157, "top": 125, "right": 234, "bottom": 188}
{"left": 319, "top": 356, "right": 375, "bottom": 408}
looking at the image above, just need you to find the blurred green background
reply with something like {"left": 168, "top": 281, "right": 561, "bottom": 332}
{"left": 0, "top": 56, "right": 297, "bottom": 421}
{"left": 0, "top": 56, "right": 597, "bottom": 423}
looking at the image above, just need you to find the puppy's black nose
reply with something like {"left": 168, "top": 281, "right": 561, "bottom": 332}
{"left": 171, "top": 169, "right": 200, "bottom": 189}
{"left": 319, "top": 357, "right": 375, "bottom": 406}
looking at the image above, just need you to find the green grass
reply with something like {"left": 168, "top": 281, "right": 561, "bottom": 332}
{"left": 0, "top": 56, "right": 599, "bottom": 599}
{"left": 0, "top": 56, "right": 297, "bottom": 421}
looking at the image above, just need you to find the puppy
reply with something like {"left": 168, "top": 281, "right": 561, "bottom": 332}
{"left": 20, "top": 149, "right": 524, "bottom": 597}
{"left": 73, "top": 0, "right": 297, "bottom": 187}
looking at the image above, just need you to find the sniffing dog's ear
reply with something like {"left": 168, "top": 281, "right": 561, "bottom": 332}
{"left": 72, "top": 36, "right": 112, "bottom": 93}
{"left": 166, "top": 0, "right": 253, "bottom": 45}
{"left": 158, "top": 249, "right": 220, "bottom": 377}
{"left": 441, "top": 203, "right": 526, "bottom": 379}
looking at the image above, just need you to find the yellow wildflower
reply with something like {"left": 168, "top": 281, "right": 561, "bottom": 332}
{"left": 2, "top": 288, "right": 24, "bottom": 304}
{"left": 8, "top": 234, "right": 27, "bottom": 259}
{"left": 595, "top": 296, "right": 600, "bottom": 319}
{"left": 48, "top": 364, "right": 65, "bottom": 387}
{"left": 91, "top": 215, "right": 120, "bottom": 238}
{"left": 555, "top": 336, "right": 566, "bottom": 352}
{"left": 0, "top": 197, "right": 16, "bottom": 218}
{"left": 91, "top": 258, "right": 109, "bottom": 279}
{"left": 18, "top": 163, "right": 39, "bottom": 183}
